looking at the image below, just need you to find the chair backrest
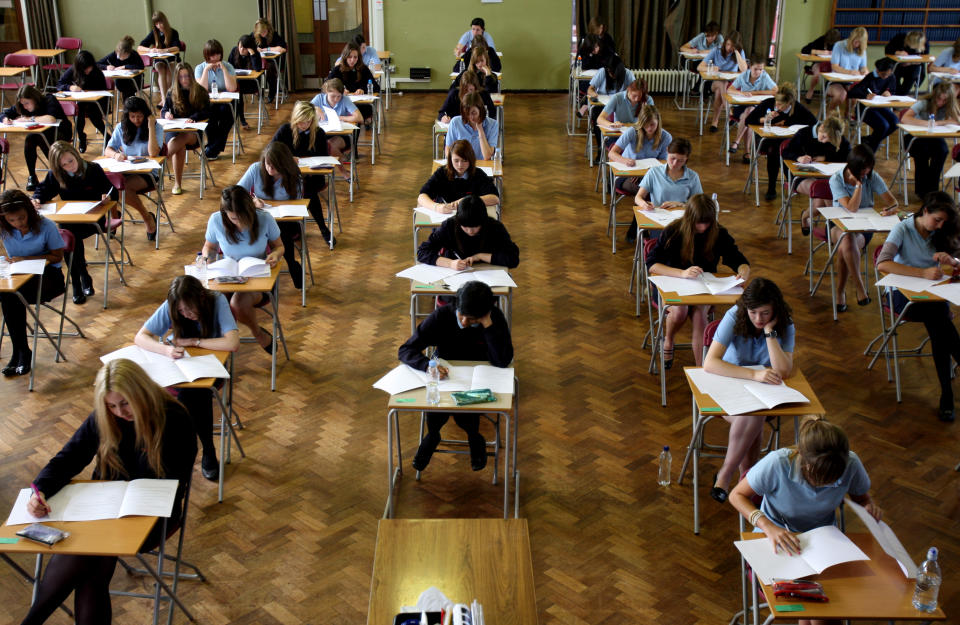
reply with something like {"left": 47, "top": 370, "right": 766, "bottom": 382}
{"left": 105, "top": 171, "right": 125, "bottom": 190}
{"left": 179, "top": 41, "right": 186, "bottom": 53}
{"left": 703, "top": 319, "right": 722, "bottom": 350}
{"left": 809, "top": 178, "right": 833, "bottom": 201}
{"left": 55, "top": 37, "right": 82, "bottom": 51}
{"left": 779, "top": 136, "right": 792, "bottom": 156}
{"left": 59, "top": 100, "right": 77, "bottom": 116}
{"left": 140, "top": 53, "right": 152, "bottom": 67}
{"left": 4, "top": 53, "right": 37, "bottom": 68}
{"left": 0, "top": 137, "right": 8, "bottom": 154}
{"left": 59, "top": 228, "right": 75, "bottom": 254}
{"left": 643, "top": 236, "right": 658, "bottom": 267}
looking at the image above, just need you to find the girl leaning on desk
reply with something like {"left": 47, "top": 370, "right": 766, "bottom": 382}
{"left": 135, "top": 275, "right": 240, "bottom": 481}
{"left": 0, "top": 189, "right": 65, "bottom": 377}
{"left": 56, "top": 50, "right": 108, "bottom": 154}
{"left": 417, "top": 139, "right": 499, "bottom": 215}
{"left": 877, "top": 191, "right": 960, "bottom": 423}
{"left": 201, "top": 185, "right": 284, "bottom": 354}
{"left": 31, "top": 140, "right": 116, "bottom": 306}
{"left": 103, "top": 95, "right": 162, "bottom": 240}
{"left": 646, "top": 193, "right": 750, "bottom": 370}
{"left": 800, "top": 28, "right": 841, "bottom": 104}
{"left": 417, "top": 195, "right": 518, "bottom": 271}
{"left": 703, "top": 277, "right": 794, "bottom": 503}
{"left": 900, "top": 82, "right": 960, "bottom": 201}
{"left": 439, "top": 69, "right": 496, "bottom": 123}
{"left": 252, "top": 18, "right": 288, "bottom": 103}
{"left": 789, "top": 113, "right": 850, "bottom": 236}
{"left": 444, "top": 91, "right": 498, "bottom": 161}
{"left": 228, "top": 34, "right": 262, "bottom": 130}
{"left": 160, "top": 62, "right": 211, "bottom": 196}
{"left": 20, "top": 358, "right": 196, "bottom": 625}
{"left": 0, "top": 84, "right": 72, "bottom": 192}
{"left": 96, "top": 35, "right": 145, "bottom": 103}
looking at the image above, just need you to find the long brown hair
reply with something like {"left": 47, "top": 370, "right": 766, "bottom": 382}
{"left": 166, "top": 275, "right": 219, "bottom": 339}
{"left": 48, "top": 141, "right": 89, "bottom": 188}
{"left": 0, "top": 189, "right": 42, "bottom": 237}
{"left": 921, "top": 81, "right": 960, "bottom": 122}
{"left": 468, "top": 45, "right": 490, "bottom": 71}
{"left": 731, "top": 277, "right": 792, "bottom": 338}
{"left": 150, "top": 11, "right": 173, "bottom": 48}
{"left": 93, "top": 359, "right": 173, "bottom": 479}
{"left": 446, "top": 139, "right": 477, "bottom": 180}
{"left": 219, "top": 185, "right": 260, "bottom": 245}
{"left": 258, "top": 142, "right": 301, "bottom": 200}
{"left": 635, "top": 104, "right": 664, "bottom": 152}
{"left": 662, "top": 194, "right": 718, "bottom": 266}
{"left": 627, "top": 78, "right": 649, "bottom": 117}
{"left": 170, "top": 62, "right": 209, "bottom": 116}
{"left": 790, "top": 416, "right": 850, "bottom": 487}
{"left": 13, "top": 85, "right": 45, "bottom": 118}
{"left": 460, "top": 91, "right": 487, "bottom": 122}
{"left": 337, "top": 41, "right": 363, "bottom": 82}
{"left": 253, "top": 18, "right": 275, "bottom": 48}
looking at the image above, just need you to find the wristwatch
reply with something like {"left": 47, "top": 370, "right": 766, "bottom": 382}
{"left": 764, "top": 330, "right": 778, "bottom": 338}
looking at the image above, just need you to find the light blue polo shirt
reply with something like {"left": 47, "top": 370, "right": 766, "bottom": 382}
{"left": 458, "top": 30, "right": 495, "bottom": 49}
{"left": 704, "top": 46, "right": 743, "bottom": 72}
{"left": 886, "top": 215, "right": 937, "bottom": 269}
{"left": 237, "top": 162, "right": 301, "bottom": 201}
{"left": 589, "top": 68, "right": 636, "bottom": 95}
{"left": 444, "top": 115, "right": 498, "bottom": 156}
{"left": 686, "top": 32, "right": 723, "bottom": 51}
{"left": 106, "top": 121, "right": 164, "bottom": 156}
{"left": 309, "top": 92, "right": 359, "bottom": 117}
{"left": 932, "top": 49, "right": 960, "bottom": 85}
{"left": 143, "top": 294, "right": 237, "bottom": 341}
{"left": 830, "top": 40, "right": 866, "bottom": 72}
{"left": 748, "top": 448, "right": 870, "bottom": 533}
{"left": 910, "top": 98, "right": 949, "bottom": 121}
{"left": 732, "top": 69, "right": 776, "bottom": 92}
{"left": 601, "top": 91, "right": 655, "bottom": 124}
{"left": 713, "top": 305, "right": 796, "bottom": 367}
{"left": 194, "top": 60, "right": 236, "bottom": 91}
{"left": 1, "top": 217, "right": 64, "bottom": 268}
{"left": 828, "top": 169, "right": 888, "bottom": 210}
{"left": 615, "top": 127, "right": 672, "bottom": 160}
{"left": 637, "top": 164, "right": 703, "bottom": 206}
{"left": 204, "top": 210, "right": 281, "bottom": 260}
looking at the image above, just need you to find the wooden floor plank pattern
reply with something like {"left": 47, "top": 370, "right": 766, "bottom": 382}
{"left": 0, "top": 91, "right": 957, "bottom": 624}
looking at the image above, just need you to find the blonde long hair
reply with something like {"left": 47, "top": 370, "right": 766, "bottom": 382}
{"left": 846, "top": 27, "right": 867, "bottom": 54}
{"left": 820, "top": 112, "right": 846, "bottom": 149}
{"left": 93, "top": 359, "right": 172, "bottom": 479}
{"left": 48, "top": 141, "right": 88, "bottom": 188}
{"left": 635, "top": 104, "right": 664, "bottom": 152}
{"left": 289, "top": 100, "right": 321, "bottom": 152}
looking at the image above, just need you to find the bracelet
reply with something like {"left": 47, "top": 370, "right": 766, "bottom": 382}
{"left": 749, "top": 509, "right": 765, "bottom": 527}
{"left": 195, "top": 338, "right": 200, "bottom": 347}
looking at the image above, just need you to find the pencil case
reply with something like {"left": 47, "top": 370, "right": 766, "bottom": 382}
{"left": 451, "top": 389, "right": 496, "bottom": 405}
{"left": 16, "top": 523, "right": 69, "bottom": 546}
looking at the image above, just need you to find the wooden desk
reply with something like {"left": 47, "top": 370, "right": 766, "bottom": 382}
{"left": 0, "top": 66, "right": 29, "bottom": 91}
{"left": 595, "top": 124, "right": 625, "bottom": 206}
{"left": 235, "top": 69, "right": 266, "bottom": 133}
{"left": 722, "top": 91, "right": 767, "bottom": 166}
{"left": 93, "top": 157, "right": 170, "bottom": 249}
{"left": 674, "top": 51, "right": 707, "bottom": 112}
{"left": 680, "top": 367, "right": 824, "bottom": 534}
{"left": 263, "top": 198, "right": 313, "bottom": 307}
{"left": 384, "top": 361, "right": 519, "bottom": 519}
{"left": 697, "top": 68, "right": 739, "bottom": 136}
{"left": 891, "top": 124, "right": 960, "bottom": 205}
{"left": 206, "top": 264, "right": 285, "bottom": 391}
{"left": 605, "top": 159, "right": 663, "bottom": 255}
{"left": 322, "top": 122, "right": 360, "bottom": 202}
{"left": 854, "top": 96, "right": 915, "bottom": 144}
{"left": 631, "top": 206, "right": 673, "bottom": 318}
{"left": 348, "top": 93, "right": 381, "bottom": 164}
{"left": 47, "top": 200, "right": 124, "bottom": 309}
{"left": 819, "top": 71, "right": 861, "bottom": 119}
{"left": 781, "top": 160, "right": 838, "bottom": 256}
{"left": 0, "top": 269, "right": 66, "bottom": 390}
{"left": 739, "top": 532, "right": 946, "bottom": 622}
{"left": 406, "top": 263, "right": 513, "bottom": 333}
{"left": 367, "top": 519, "right": 538, "bottom": 625}
{"left": 794, "top": 52, "right": 831, "bottom": 95}
{"left": 209, "top": 91, "right": 244, "bottom": 163}
{"left": 259, "top": 50, "right": 288, "bottom": 110}
{"left": 298, "top": 162, "right": 339, "bottom": 250}
{"left": 744, "top": 124, "right": 804, "bottom": 207}
{"left": 159, "top": 122, "right": 212, "bottom": 199}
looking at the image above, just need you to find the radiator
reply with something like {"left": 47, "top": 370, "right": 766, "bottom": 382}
{"left": 631, "top": 69, "right": 685, "bottom": 94}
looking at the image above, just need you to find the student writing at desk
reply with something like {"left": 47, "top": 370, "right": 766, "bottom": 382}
{"left": 596, "top": 78, "right": 653, "bottom": 161}
{"left": 727, "top": 52, "right": 777, "bottom": 155}
{"left": 800, "top": 28, "right": 841, "bottom": 104}
{"left": 581, "top": 17, "right": 615, "bottom": 61}
{"left": 134, "top": 275, "right": 239, "bottom": 481}
{"left": 901, "top": 83, "right": 960, "bottom": 200}
{"left": 438, "top": 69, "right": 496, "bottom": 123}
{"left": 788, "top": 114, "right": 849, "bottom": 235}
{"left": 845, "top": 57, "right": 898, "bottom": 153}
{"left": 647, "top": 194, "right": 750, "bottom": 369}
{"left": 103, "top": 96, "right": 161, "bottom": 240}
{"left": 885, "top": 30, "right": 928, "bottom": 96}
{"left": 0, "top": 190, "right": 65, "bottom": 377}
{"left": 96, "top": 35, "right": 144, "bottom": 102}
{"left": 577, "top": 34, "right": 610, "bottom": 73}
{"left": 328, "top": 42, "right": 379, "bottom": 129}
{"left": 417, "top": 196, "right": 518, "bottom": 270}
{"left": 452, "top": 45, "right": 499, "bottom": 94}
{"left": 681, "top": 21, "right": 723, "bottom": 55}
{"left": 271, "top": 101, "right": 334, "bottom": 245}
{"left": 228, "top": 35, "right": 262, "bottom": 130}
{"left": 444, "top": 92, "right": 497, "bottom": 160}
{"left": 161, "top": 62, "right": 211, "bottom": 196}
{"left": 579, "top": 56, "right": 632, "bottom": 118}
{"left": 698, "top": 31, "right": 747, "bottom": 133}
{"left": 194, "top": 40, "right": 237, "bottom": 161}
{"left": 18, "top": 359, "right": 196, "bottom": 625}
{"left": 137, "top": 10, "right": 181, "bottom": 100}
{"left": 633, "top": 137, "right": 702, "bottom": 222}
{"left": 824, "top": 145, "right": 898, "bottom": 311}
{"left": 454, "top": 17, "right": 494, "bottom": 62}
{"left": 399, "top": 280, "right": 513, "bottom": 472}
{"left": 930, "top": 37, "right": 960, "bottom": 89}
{"left": 252, "top": 18, "right": 287, "bottom": 103}
{"left": 236, "top": 142, "right": 308, "bottom": 288}
{"left": 826, "top": 27, "right": 868, "bottom": 116}
{"left": 876, "top": 192, "right": 960, "bottom": 422}
{"left": 418, "top": 140, "right": 499, "bottom": 214}
{"left": 31, "top": 141, "right": 115, "bottom": 305}
{"left": 202, "top": 186, "right": 283, "bottom": 353}
{"left": 336, "top": 33, "right": 381, "bottom": 71}
{"left": 56, "top": 51, "right": 108, "bottom": 154}
{"left": 0, "top": 84, "right": 73, "bottom": 192}
{"left": 310, "top": 78, "right": 362, "bottom": 181}
{"left": 703, "top": 278, "right": 795, "bottom": 503}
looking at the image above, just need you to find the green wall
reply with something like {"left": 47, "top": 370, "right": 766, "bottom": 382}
{"left": 383, "top": 0, "right": 570, "bottom": 90}
{"left": 58, "top": 0, "right": 259, "bottom": 68}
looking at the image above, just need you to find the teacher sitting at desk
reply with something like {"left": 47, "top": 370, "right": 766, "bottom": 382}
{"left": 703, "top": 278, "right": 795, "bottom": 504}
{"left": 417, "top": 195, "right": 518, "bottom": 270}
{"left": 201, "top": 185, "right": 284, "bottom": 353}
{"left": 135, "top": 275, "right": 240, "bottom": 481}
{"left": 418, "top": 140, "right": 499, "bottom": 214}
{"left": 647, "top": 194, "right": 750, "bottom": 370}
{"left": 0, "top": 190, "right": 65, "bottom": 377}
{"left": 19, "top": 359, "right": 196, "bottom": 625}
{"left": 398, "top": 280, "right": 513, "bottom": 472}
{"left": 877, "top": 191, "right": 960, "bottom": 422}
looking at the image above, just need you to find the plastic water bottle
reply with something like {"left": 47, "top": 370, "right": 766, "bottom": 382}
{"left": 657, "top": 446, "right": 672, "bottom": 486}
{"left": 493, "top": 147, "right": 502, "bottom": 171}
{"left": 367, "top": 79, "right": 373, "bottom": 95}
{"left": 764, "top": 109, "right": 772, "bottom": 132}
{"left": 211, "top": 79, "right": 219, "bottom": 97}
{"left": 426, "top": 358, "right": 440, "bottom": 406}
{"left": 928, "top": 114, "right": 936, "bottom": 132}
{"left": 0, "top": 256, "right": 10, "bottom": 280}
{"left": 912, "top": 547, "right": 941, "bottom": 612}
{"left": 712, "top": 192, "right": 720, "bottom": 217}
{"left": 194, "top": 253, "right": 207, "bottom": 287}
{"left": 575, "top": 55, "right": 582, "bottom": 76}
{"left": 459, "top": 57, "right": 465, "bottom": 73}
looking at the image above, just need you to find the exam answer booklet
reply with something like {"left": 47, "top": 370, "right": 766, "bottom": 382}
{"left": 373, "top": 363, "right": 514, "bottom": 395}
{"left": 734, "top": 524, "right": 869, "bottom": 584}
{"left": 686, "top": 367, "right": 810, "bottom": 415}
{"left": 6, "top": 479, "right": 179, "bottom": 525}
{"left": 186, "top": 256, "right": 271, "bottom": 279}
{"left": 648, "top": 272, "right": 744, "bottom": 297}
{"left": 100, "top": 345, "right": 229, "bottom": 388}
{"left": 845, "top": 499, "right": 917, "bottom": 578}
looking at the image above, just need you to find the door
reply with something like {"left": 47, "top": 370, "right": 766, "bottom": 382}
{"left": 301, "top": 0, "right": 368, "bottom": 87}
{"left": 0, "top": 0, "right": 26, "bottom": 59}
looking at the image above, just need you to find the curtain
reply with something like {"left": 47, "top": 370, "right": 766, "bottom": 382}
{"left": 259, "top": 0, "right": 302, "bottom": 91}
{"left": 21, "top": 0, "right": 58, "bottom": 50}
{"left": 666, "top": 0, "right": 779, "bottom": 63}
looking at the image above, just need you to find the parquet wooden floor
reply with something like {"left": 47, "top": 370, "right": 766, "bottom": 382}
{"left": 0, "top": 90, "right": 957, "bottom": 625}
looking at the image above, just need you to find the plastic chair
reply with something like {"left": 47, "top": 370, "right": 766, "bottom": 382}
{"left": 41, "top": 37, "right": 82, "bottom": 90}
{"left": 0, "top": 53, "right": 37, "bottom": 109}
{"left": 413, "top": 409, "right": 504, "bottom": 484}
{"left": 0, "top": 137, "right": 15, "bottom": 190}
{"left": 106, "top": 163, "right": 175, "bottom": 250}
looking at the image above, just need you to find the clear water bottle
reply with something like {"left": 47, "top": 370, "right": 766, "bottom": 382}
{"left": 657, "top": 445, "right": 672, "bottom": 486}
{"left": 763, "top": 109, "right": 772, "bottom": 132}
{"left": 194, "top": 253, "right": 208, "bottom": 287}
{"left": 211, "top": 79, "right": 219, "bottom": 97}
{"left": 367, "top": 79, "right": 373, "bottom": 95}
{"left": 0, "top": 255, "right": 10, "bottom": 280}
{"left": 912, "top": 547, "right": 941, "bottom": 612}
{"left": 426, "top": 358, "right": 441, "bottom": 405}
{"left": 493, "top": 147, "right": 502, "bottom": 171}
{"left": 575, "top": 55, "right": 582, "bottom": 76}
{"left": 712, "top": 192, "right": 720, "bottom": 217}
{"left": 928, "top": 114, "right": 936, "bottom": 132}
{"left": 459, "top": 57, "right": 465, "bottom": 73}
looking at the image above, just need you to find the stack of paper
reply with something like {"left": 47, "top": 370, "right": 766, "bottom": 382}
{"left": 895, "top": 54, "right": 923, "bottom": 61}
{"left": 734, "top": 525, "right": 869, "bottom": 585}
{"left": 728, "top": 93, "right": 768, "bottom": 104}
{"left": 818, "top": 205, "right": 899, "bottom": 231}
{"left": 637, "top": 208, "right": 684, "bottom": 227}
{"left": 298, "top": 156, "right": 340, "bottom": 168}
{"left": 608, "top": 158, "right": 662, "bottom": 173}
{"left": 686, "top": 367, "right": 810, "bottom": 415}
{"left": 874, "top": 273, "right": 943, "bottom": 293}
{"left": 103, "top": 69, "right": 136, "bottom": 78}
{"left": 764, "top": 124, "right": 808, "bottom": 137}
{"left": 823, "top": 72, "right": 859, "bottom": 82}
{"left": 6, "top": 479, "right": 179, "bottom": 525}
{"left": 648, "top": 272, "right": 744, "bottom": 297}
{"left": 927, "top": 282, "right": 960, "bottom": 306}
{"left": 210, "top": 91, "right": 241, "bottom": 100}
{"left": 930, "top": 72, "right": 960, "bottom": 82}
{"left": 709, "top": 71, "right": 740, "bottom": 80}
{"left": 36, "top": 203, "right": 56, "bottom": 215}
{"left": 100, "top": 345, "right": 230, "bottom": 387}
{"left": 158, "top": 118, "right": 208, "bottom": 131}
{"left": 145, "top": 51, "right": 174, "bottom": 58}
{"left": 348, "top": 94, "right": 377, "bottom": 103}
{"left": 796, "top": 162, "right": 845, "bottom": 175}
{"left": 396, "top": 263, "right": 462, "bottom": 284}
{"left": 594, "top": 94, "right": 611, "bottom": 105}
{"left": 235, "top": 69, "right": 253, "bottom": 76}
{"left": 901, "top": 123, "right": 960, "bottom": 134}
{"left": 96, "top": 159, "right": 162, "bottom": 173}
{"left": 55, "top": 90, "right": 113, "bottom": 100}
{"left": 11, "top": 120, "right": 59, "bottom": 128}
{"left": 317, "top": 106, "right": 342, "bottom": 132}
{"left": 5, "top": 259, "right": 45, "bottom": 275}
{"left": 414, "top": 205, "right": 455, "bottom": 225}
{"left": 373, "top": 363, "right": 514, "bottom": 395}
{"left": 444, "top": 269, "right": 517, "bottom": 289}
{"left": 864, "top": 95, "right": 915, "bottom": 105}
{"left": 261, "top": 204, "right": 309, "bottom": 218}
{"left": 57, "top": 201, "right": 102, "bottom": 215}
{"left": 577, "top": 69, "right": 599, "bottom": 78}
{"left": 435, "top": 120, "right": 450, "bottom": 131}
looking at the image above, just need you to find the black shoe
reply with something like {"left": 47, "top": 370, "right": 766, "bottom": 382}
{"left": 82, "top": 285, "right": 95, "bottom": 297}
{"left": 72, "top": 292, "right": 87, "bottom": 305}
{"left": 764, "top": 190, "right": 777, "bottom": 201}
{"left": 258, "top": 326, "right": 273, "bottom": 354}
{"left": 412, "top": 432, "right": 441, "bottom": 471}
{"left": 741, "top": 154, "right": 751, "bottom": 164}
{"left": 25, "top": 175, "right": 36, "bottom": 191}
{"left": 290, "top": 263, "right": 303, "bottom": 290}
{"left": 709, "top": 124, "right": 719, "bottom": 133}
{"left": 322, "top": 230, "right": 336, "bottom": 248}
{"left": 801, "top": 225, "right": 810, "bottom": 236}
{"left": 858, "top": 296, "right": 872, "bottom": 307}
{"left": 837, "top": 303, "right": 849, "bottom": 313}
{"left": 626, "top": 227, "right": 637, "bottom": 243}
{"left": 710, "top": 472, "right": 728, "bottom": 503}
{"left": 200, "top": 453, "right": 219, "bottom": 481}
{"left": 2, "top": 348, "right": 30, "bottom": 377}
{"left": 205, "top": 152, "right": 220, "bottom": 161}
{"left": 77, "top": 133, "right": 87, "bottom": 153}
{"left": 939, "top": 408, "right": 955, "bottom": 423}
{"left": 146, "top": 230, "right": 156, "bottom": 241}
{"left": 1, "top": 350, "right": 21, "bottom": 377}
{"left": 468, "top": 433, "right": 487, "bottom": 471}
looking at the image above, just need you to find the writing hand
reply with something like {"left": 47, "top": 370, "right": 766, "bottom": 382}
{"left": 922, "top": 266, "right": 945, "bottom": 281}
{"left": 763, "top": 522, "right": 801, "bottom": 555}
{"left": 797, "top": 155, "right": 812, "bottom": 164}
{"left": 625, "top": 158, "right": 636, "bottom": 167}
{"left": 682, "top": 266, "right": 703, "bottom": 279}
{"left": 610, "top": 121, "right": 622, "bottom": 128}
{"left": 1, "top": 118, "right": 11, "bottom": 125}
{"left": 450, "top": 258, "right": 471, "bottom": 271}
{"left": 31, "top": 199, "right": 41, "bottom": 209}
{"left": 167, "top": 344, "right": 186, "bottom": 359}
{"left": 265, "top": 251, "right": 280, "bottom": 267}
{"left": 252, "top": 197, "right": 264, "bottom": 209}
{"left": 882, "top": 91, "right": 891, "bottom": 97}
{"left": 437, "top": 365, "right": 449, "bottom": 379}
{"left": 114, "top": 151, "right": 126, "bottom": 161}
{"left": 754, "top": 368, "right": 782, "bottom": 385}
{"left": 164, "top": 111, "right": 174, "bottom": 120}
{"left": 106, "top": 65, "right": 116, "bottom": 71}
{"left": 27, "top": 492, "right": 50, "bottom": 518}
{"left": 880, "top": 207, "right": 897, "bottom": 216}
{"left": 69, "top": 85, "right": 81, "bottom": 92}
{"left": 440, "top": 115, "right": 451, "bottom": 123}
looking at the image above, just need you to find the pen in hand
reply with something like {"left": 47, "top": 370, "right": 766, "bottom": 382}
{"left": 30, "top": 482, "right": 50, "bottom": 516}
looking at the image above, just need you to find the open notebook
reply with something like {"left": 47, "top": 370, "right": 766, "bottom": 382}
{"left": 686, "top": 367, "right": 809, "bottom": 415}
{"left": 734, "top": 525, "right": 869, "bottom": 584}
{"left": 100, "top": 345, "right": 229, "bottom": 388}
{"left": 374, "top": 363, "right": 514, "bottom": 395}
{"left": 6, "top": 479, "right": 179, "bottom": 525}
